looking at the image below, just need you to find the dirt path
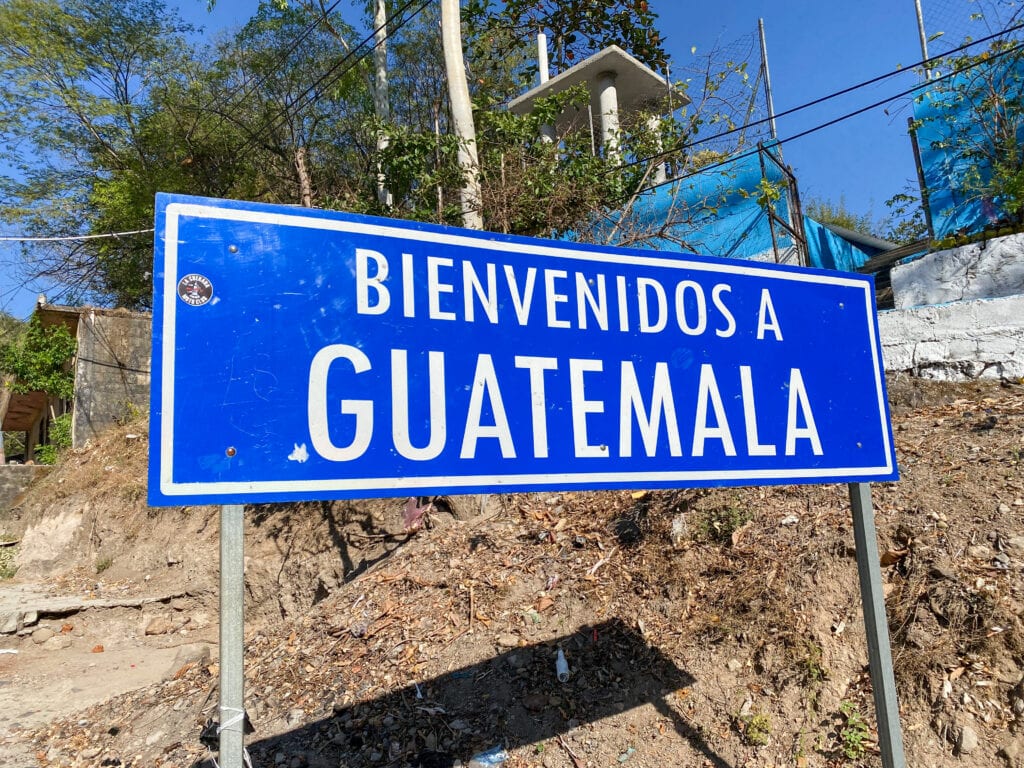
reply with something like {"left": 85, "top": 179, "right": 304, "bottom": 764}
{"left": 0, "top": 581, "right": 218, "bottom": 765}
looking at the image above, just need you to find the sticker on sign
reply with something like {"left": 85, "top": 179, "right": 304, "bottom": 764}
{"left": 148, "top": 193, "right": 897, "bottom": 506}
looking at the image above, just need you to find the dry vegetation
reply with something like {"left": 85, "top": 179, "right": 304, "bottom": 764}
{"left": 2, "top": 377, "right": 1024, "bottom": 768}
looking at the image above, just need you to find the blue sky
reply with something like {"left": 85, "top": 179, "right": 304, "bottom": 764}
{"left": 0, "top": 1, "right": 947, "bottom": 318}
{"left": 653, "top": 1, "right": 927, "bottom": 218}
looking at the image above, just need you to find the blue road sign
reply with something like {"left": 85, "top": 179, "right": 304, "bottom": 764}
{"left": 148, "top": 194, "right": 897, "bottom": 506}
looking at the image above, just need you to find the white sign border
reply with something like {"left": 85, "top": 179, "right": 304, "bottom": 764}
{"left": 159, "top": 202, "right": 895, "bottom": 498}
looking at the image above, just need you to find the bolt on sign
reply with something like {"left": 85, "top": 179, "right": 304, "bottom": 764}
{"left": 148, "top": 194, "right": 897, "bottom": 506}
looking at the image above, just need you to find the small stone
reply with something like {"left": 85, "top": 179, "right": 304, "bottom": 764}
{"left": 146, "top": 730, "right": 165, "bottom": 746}
{"left": 967, "top": 545, "right": 991, "bottom": 559}
{"left": 1013, "top": 499, "right": 1024, "bottom": 507}
{"left": 21, "top": 611, "right": 38, "bottom": 627}
{"left": 1003, "top": 537, "right": 1024, "bottom": 556}
{"left": 958, "top": 724, "right": 979, "bottom": 755}
{"left": 999, "top": 737, "right": 1022, "bottom": 767}
{"left": 780, "top": 515, "right": 799, "bottom": 527}
{"left": 43, "top": 634, "right": 72, "bottom": 650}
{"left": 81, "top": 747, "right": 102, "bottom": 759}
{"left": 998, "top": 503, "right": 1012, "bottom": 514}
{"left": 170, "top": 597, "right": 188, "bottom": 611}
{"left": 166, "top": 552, "right": 182, "bottom": 566}
{"left": 164, "top": 643, "right": 212, "bottom": 679}
{"left": 496, "top": 634, "right": 520, "bottom": 648}
{"left": 274, "top": 752, "right": 286, "bottom": 765}
{"left": 31, "top": 627, "right": 55, "bottom": 644}
{"left": 287, "top": 708, "right": 305, "bottom": 726}
{"left": 727, "top": 658, "right": 742, "bottom": 672}
{"left": 144, "top": 616, "right": 175, "bottom": 636}
{"left": 0, "top": 612, "right": 19, "bottom": 635}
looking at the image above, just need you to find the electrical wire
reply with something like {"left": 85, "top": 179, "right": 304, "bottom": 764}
{"left": 2, "top": 2, "right": 429, "bottom": 246}
{"left": 224, "top": 0, "right": 430, "bottom": 160}
{"left": 621, "top": 19, "right": 1024, "bottom": 172}
{"left": 186, "top": 0, "right": 349, "bottom": 148}
{"left": 0, "top": 229, "right": 154, "bottom": 243}
{"left": 636, "top": 37, "right": 1024, "bottom": 195}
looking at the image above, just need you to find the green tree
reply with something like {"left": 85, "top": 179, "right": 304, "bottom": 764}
{"left": 916, "top": 37, "right": 1024, "bottom": 229}
{"left": 804, "top": 196, "right": 881, "bottom": 237}
{"left": 469, "top": 0, "right": 667, "bottom": 80}
{"left": 2, "top": 0, "right": 759, "bottom": 305}
{"left": 0, "top": 315, "right": 77, "bottom": 399}
{"left": 0, "top": 0, "right": 197, "bottom": 307}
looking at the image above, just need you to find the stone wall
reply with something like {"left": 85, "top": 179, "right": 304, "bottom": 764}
{"left": 891, "top": 233, "right": 1024, "bottom": 309}
{"left": 0, "top": 465, "right": 49, "bottom": 514}
{"left": 72, "top": 311, "right": 151, "bottom": 448}
{"left": 878, "top": 294, "right": 1024, "bottom": 381}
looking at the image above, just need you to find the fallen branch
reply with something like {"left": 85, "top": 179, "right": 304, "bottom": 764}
{"left": 587, "top": 546, "right": 618, "bottom": 576}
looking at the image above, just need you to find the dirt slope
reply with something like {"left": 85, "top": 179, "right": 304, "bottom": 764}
{"left": 1, "top": 376, "right": 1023, "bottom": 768}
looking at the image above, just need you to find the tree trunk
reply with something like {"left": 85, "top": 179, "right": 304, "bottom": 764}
{"left": 294, "top": 146, "right": 313, "bottom": 208}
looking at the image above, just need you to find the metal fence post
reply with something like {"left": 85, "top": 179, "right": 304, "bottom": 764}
{"left": 848, "top": 482, "right": 906, "bottom": 768}
{"left": 219, "top": 504, "right": 246, "bottom": 768}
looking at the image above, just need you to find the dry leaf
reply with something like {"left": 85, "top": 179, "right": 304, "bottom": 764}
{"left": 631, "top": 491, "right": 649, "bottom": 500}
{"left": 880, "top": 548, "right": 909, "bottom": 566}
{"left": 534, "top": 596, "right": 555, "bottom": 612}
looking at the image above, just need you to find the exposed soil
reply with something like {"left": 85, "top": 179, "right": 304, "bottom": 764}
{"left": 1, "top": 375, "right": 1023, "bottom": 768}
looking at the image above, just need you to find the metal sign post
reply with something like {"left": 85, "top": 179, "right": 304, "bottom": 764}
{"left": 849, "top": 482, "right": 906, "bottom": 768}
{"left": 219, "top": 504, "right": 245, "bottom": 768}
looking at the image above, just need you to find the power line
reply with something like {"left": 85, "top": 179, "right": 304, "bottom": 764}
{"left": 225, "top": 0, "right": 430, "bottom": 161}
{"left": 0, "top": 228, "right": 154, "bottom": 243}
{"left": 621, "top": 19, "right": 1024, "bottom": 173}
{"left": 637, "top": 37, "right": 1024, "bottom": 196}
{"left": 187, "top": 0, "right": 349, "bottom": 148}
{"left": 2, "top": 2, "right": 431, "bottom": 245}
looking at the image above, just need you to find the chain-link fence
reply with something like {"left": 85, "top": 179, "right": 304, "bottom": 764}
{"left": 920, "top": 0, "right": 1024, "bottom": 56}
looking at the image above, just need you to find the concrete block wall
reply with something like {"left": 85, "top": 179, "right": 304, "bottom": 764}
{"left": 72, "top": 311, "right": 151, "bottom": 447}
{"left": 891, "top": 233, "right": 1024, "bottom": 308}
{"left": 878, "top": 294, "right": 1024, "bottom": 381}
{"left": 879, "top": 232, "right": 1024, "bottom": 381}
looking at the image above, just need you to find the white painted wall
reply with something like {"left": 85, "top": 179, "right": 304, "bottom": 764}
{"left": 878, "top": 294, "right": 1024, "bottom": 381}
{"left": 891, "top": 233, "right": 1024, "bottom": 309}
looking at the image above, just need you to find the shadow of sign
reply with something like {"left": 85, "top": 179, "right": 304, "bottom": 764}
{"left": 237, "top": 619, "right": 731, "bottom": 768}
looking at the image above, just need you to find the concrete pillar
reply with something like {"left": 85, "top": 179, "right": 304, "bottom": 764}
{"left": 647, "top": 114, "right": 666, "bottom": 185}
{"left": 0, "top": 386, "right": 9, "bottom": 463}
{"left": 596, "top": 71, "right": 620, "bottom": 162}
{"left": 537, "top": 33, "right": 556, "bottom": 143}
{"left": 25, "top": 414, "right": 41, "bottom": 463}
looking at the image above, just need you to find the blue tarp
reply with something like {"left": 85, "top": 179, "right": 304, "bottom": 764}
{"left": 803, "top": 217, "right": 874, "bottom": 272}
{"left": 595, "top": 142, "right": 872, "bottom": 272}
{"left": 913, "top": 56, "right": 1024, "bottom": 238}
{"left": 606, "top": 142, "right": 795, "bottom": 260}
